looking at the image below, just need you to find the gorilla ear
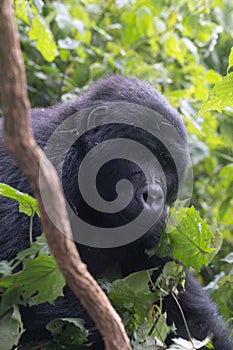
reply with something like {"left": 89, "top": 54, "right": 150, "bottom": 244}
{"left": 86, "top": 105, "right": 109, "bottom": 129}
{"left": 72, "top": 104, "right": 110, "bottom": 134}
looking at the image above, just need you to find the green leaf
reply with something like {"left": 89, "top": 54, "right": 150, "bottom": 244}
{"left": 46, "top": 318, "right": 89, "bottom": 346}
{"left": 16, "top": 234, "right": 50, "bottom": 260}
{"left": 0, "top": 183, "right": 39, "bottom": 216}
{"left": 136, "top": 6, "right": 154, "bottom": 36}
{"left": 227, "top": 47, "right": 233, "bottom": 72}
{"left": 121, "top": 10, "right": 139, "bottom": 45}
{"left": 106, "top": 270, "right": 174, "bottom": 344}
{"left": 111, "top": 270, "right": 151, "bottom": 293}
{"left": 0, "top": 261, "right": 12, "bottom": 275}
{"left": 29, "top": 17, "right": 57, "bottom": 62}
{"left": 161, "top": 261, "right": 186, "bottom": 292}
{"left": 15, "top": 0, "right": 31, "bottom": 24}
{"left": 135, "top": 312, "right": 170, "bottom": 348}
{"left": 0, "top": 305, "right": 24, "bottom": 350}
{"left": 107, "top": 270, "right": 158, "bottom": 324}
{"left": 90, "top": 63, "right": 106, "bottom": 80}
{"left": 167, "top": 207, "right": 218, "bottom": 271}
{"left": 0, "top": 254, "right": 65, "bottom": 313}
{"left": 205, "top": 69, "right": 222, "bottom": 84}
{"left": 212, "top": 275, "right": 233, "bottom": 320}
{"left": 0, "top": 235, "right": 50, "bottom": 275}
{"left": 165, "top": 36, "right": 184, "bottom": 66}
{"left": 219, "top": 163, "right": 233, "bottom": 178}
{"left": 219, "top": 196, "right": 232, "bottom": 219}
{"left": 200, "top": 73, "right": 233, "bottom": 113}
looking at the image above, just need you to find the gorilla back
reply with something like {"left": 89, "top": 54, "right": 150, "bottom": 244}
{"left": 0, "top": 76, "right": 232, "bottom": 349}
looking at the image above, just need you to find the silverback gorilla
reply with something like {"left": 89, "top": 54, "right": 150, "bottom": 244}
{"left": 0, "top": 76, "right": 232, "bottom": 349}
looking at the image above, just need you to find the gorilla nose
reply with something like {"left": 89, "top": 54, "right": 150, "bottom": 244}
{"left": 138, "top": 184, "right": 165, "bottom": 210}
{"left": 141, "top": 189, "right": 148, "bottom": 204}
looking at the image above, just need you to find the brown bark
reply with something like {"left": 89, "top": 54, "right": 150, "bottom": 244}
{"left": 0, "top": 1, "right": 132, "bottom": 349}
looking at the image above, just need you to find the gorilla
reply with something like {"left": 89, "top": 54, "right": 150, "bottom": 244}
{"left": 0, "top": 76, "right": 232, "bottom": 349}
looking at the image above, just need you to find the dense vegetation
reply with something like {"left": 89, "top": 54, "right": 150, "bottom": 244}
{"left": 0, "top": 0, "right": 233, "bottom": 349}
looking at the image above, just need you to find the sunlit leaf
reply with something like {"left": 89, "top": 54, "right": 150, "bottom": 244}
{"left": 167, "top": 207, "right": 220, "bottom": 271}
{"left": 29, "top": 17, "right": 57, "bottom": 62}
{"left": 227, "top": 47, "right": 233, "bottom": 72}
{"left": 15, "top": 0, "right": 31, "bottom": 24}
{"left": 200, "top": 73, "right": 233, "bottom": 113}
{"left": 0, "top": 183, "right": 39, "bottom": 216}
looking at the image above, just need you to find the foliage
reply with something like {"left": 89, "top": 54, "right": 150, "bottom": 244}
{"left": 0, "top": 183, "right": 39, "bottom": 216}
{"left": 0, "top": 0, "right": 233, "bottom": 348}
{"left": 169, "top": 207, "right": 222, "bottom": 270}
{"left": 200, "top": 72, "right": 233, "bottom": 113}
{"left": 46, "top": 318, "right": 89, "bottom": 349}
{"left": 0, "top": 305, "right": 24, "bottom": 350}
{"left": 0, "top": 193, "right": 217, "bottom": 348}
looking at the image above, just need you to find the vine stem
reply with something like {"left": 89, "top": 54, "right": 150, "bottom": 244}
{"left": 171, "top": 291, "right": 195, "bottom": 348}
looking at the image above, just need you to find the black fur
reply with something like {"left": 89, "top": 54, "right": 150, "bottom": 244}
{"left": 0, "top": 76, "right": 232, "bottom": 349}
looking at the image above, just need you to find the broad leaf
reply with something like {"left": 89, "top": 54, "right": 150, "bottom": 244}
{"left": 0, "top": 305, "right": 24, "bottom": 350}
{"left": 0, "top": 254, "right": 65, "bottom": 312}
{"left": 200, "top": 73, "right": 233, "bottom": 113}
{"left": 0, "top": 183, "right": 39, "bottom": 216}
{"left": 167, "top": 207, "right": 219, "bottom": 271}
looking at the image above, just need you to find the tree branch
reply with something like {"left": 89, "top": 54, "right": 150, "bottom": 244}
{"left": 0, "top": 1, "right": 132, "bottom": 349}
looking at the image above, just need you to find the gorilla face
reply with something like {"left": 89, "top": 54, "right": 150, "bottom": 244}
{"left": 61, "top": 122, "right": 181, "bottom": 241}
